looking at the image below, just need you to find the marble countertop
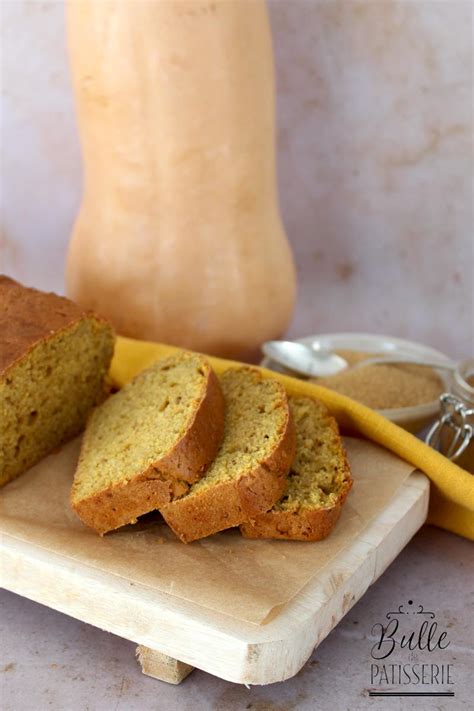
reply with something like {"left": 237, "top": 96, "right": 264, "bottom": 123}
{"left": 1, "top": 526, "right": 472, "bottom": 711}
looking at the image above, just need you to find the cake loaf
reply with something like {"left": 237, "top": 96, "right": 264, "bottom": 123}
{"left": 71, "top": 352, "right": 225, "bottom": 534}
{"left": 159, "top": 367, "right": 296, "bottom": 543}
{"left": 240, "top": 396, "right": 352, "bottom": 541}
{"left": 0, "top": 275, "right": 115, "bottom": 488}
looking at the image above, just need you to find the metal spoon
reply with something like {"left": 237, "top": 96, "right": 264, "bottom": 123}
{"left": 262, "top": 340, "right": 457, "bottom": 379}
{"left": 262, "top": 341, "right": 348, "bottom": 377}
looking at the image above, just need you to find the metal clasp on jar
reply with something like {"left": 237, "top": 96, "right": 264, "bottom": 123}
{"left": 426, "top": 393, "right": 474, "bottom": 461}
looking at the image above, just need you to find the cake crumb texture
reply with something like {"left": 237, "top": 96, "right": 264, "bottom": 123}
{"left": 71, "top": 352, "right": 225, "bottom": 534}
{"left": 160, "top": 367, "right": 295, "bottom": 543}
{"left": 0, "top": 275, "right": 114, "bottom": 487}
{"left": 240, "top": 396, "right": 352, "bottom": 541}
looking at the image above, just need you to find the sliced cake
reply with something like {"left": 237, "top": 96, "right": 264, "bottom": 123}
{"left": 0, "top": 275, "right": 115, "bottom": 488}
{"left": 240, "top": 396, "right": 352, "bottom": 541}
{"left": 159, "top": 367, "right": 296, "bottom": 543}
{"left": 71, "top": 352, "right": 225, "bottom": 534}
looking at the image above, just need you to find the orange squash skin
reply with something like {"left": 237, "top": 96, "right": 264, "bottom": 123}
{"left": 66, "top": 0, "right": 296, "bottom": 359}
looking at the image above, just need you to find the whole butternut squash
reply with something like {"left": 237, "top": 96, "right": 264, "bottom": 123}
{"left": 66, "top": 0, "right": 296, "bottom": 360}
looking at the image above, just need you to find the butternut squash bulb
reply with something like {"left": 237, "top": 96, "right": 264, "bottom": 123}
{"left": 66, "top": 0, "right": 296, "bottom": 360}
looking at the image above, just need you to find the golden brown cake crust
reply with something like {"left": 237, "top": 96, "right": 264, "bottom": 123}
{"left": 1, "top": 275, "right": 115, "bottom": 488}
{"left": 0, "top": 275, "right": 109, "bottom": 375}
{"left": 72, "top": 468, "right": 189, "bottom": 535}
{"left": 240, "top": 408, "right": 352, "bottom": 542}
{"left": 159, "top": 401, "right": 296, "bottom": 543}
{"left": 71, "top": 360, "right": 226, "bottom": 534}
{"left": 239, "top": 475, "right": 352, "bottom": 541}
{"left": 155, "top": 366, "right": 226, "bottom": 484}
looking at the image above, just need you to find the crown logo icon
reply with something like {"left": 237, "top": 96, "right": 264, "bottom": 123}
{"left": 386, "top": 600, "right": 435, "bottom": 620}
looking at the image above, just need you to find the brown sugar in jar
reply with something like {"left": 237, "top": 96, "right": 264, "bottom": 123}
{"left": 312, "top": 350, "right": 445, "bottom": 410}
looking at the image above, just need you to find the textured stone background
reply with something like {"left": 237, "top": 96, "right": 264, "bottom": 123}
{"left": 2, "top": 0, "right": 472, "bottom": 358}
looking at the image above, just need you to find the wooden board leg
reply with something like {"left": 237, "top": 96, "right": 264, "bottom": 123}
{"left": 136, "top": 645, "right": 195, "bottom": 684}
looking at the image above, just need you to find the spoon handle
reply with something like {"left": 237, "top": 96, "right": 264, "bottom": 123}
{"left": 353, "top": 356, "right": 456, "bottom": 372}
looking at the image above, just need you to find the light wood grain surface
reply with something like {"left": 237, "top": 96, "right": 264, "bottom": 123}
{"left": 0, "top": 473, "right": 428, "bottom": 685}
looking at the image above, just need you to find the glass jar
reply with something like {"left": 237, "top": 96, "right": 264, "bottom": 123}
{"left": 426, "top": 359, "right": 474, "bottom": 472}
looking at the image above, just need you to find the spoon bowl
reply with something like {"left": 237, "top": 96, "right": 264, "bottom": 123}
{"left": 262, "top": 341, "right": 348, "bottom": 378}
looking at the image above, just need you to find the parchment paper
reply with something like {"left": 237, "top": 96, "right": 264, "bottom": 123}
{"left": 0, "top": 437, "right": 416, "bottom": 625}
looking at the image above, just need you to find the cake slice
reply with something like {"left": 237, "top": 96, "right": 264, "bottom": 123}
{"left": 240, "top": 396, "right": 352, "bottom": 541}
{"left": 159, "top": 367, "right": 296, "bottom": 543}
{"left": 71, "top": 352, "right": 225, "bottom": 534}
{"left": 0, "top": 275, "right": 115, "bottom": 488}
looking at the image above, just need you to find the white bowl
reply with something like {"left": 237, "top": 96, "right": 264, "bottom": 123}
{"left": 260, "top": 332, "right": 451, "bottom": 433}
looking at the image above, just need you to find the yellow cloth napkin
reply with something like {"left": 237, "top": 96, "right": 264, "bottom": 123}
{"left": 110, "top": 337, "right": 474, "bottom": 540}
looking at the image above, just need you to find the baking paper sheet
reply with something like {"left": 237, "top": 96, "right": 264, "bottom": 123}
{"left": 0, "top": 437, "right": 416, "bottom": 625}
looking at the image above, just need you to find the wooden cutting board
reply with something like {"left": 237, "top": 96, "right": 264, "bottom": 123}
{"left": 0, "top": 467, "right": 429, "bottom": 685}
